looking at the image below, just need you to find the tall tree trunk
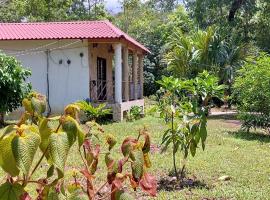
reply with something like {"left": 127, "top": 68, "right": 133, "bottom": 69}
{"left": 0, "top": 112, "right": 4, "bottom": 126}
{"left": 228, "top": 0, "right": 245, "bottom": 22}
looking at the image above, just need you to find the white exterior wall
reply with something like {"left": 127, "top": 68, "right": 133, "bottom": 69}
{"left": 0, "top": 39, "right": 90, "bottom": 113}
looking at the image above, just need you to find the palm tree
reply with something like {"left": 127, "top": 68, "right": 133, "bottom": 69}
{"left": 164, "top": 26, "right": 247, "bottom": 82}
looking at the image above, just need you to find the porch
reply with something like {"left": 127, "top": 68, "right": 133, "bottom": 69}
{"left": 88, "top": 42, "right": 145, "bottom": 121}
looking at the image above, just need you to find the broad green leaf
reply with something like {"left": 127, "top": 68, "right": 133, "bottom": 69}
{"left": 131, "top": 150, "right": 144, "bottom": 181}
{"left": 47, "top": 187, "right": 61, "bottom": 200}
{"left": 143, "top": 153, "right": 151, "bottom": 168}
{"left": 0, "top": 125, "right": 16, "bottom": 140}
{"left": 22, "top": 98, "right": 33, "bottom": 114}
{"left": 0, "top": 182, "right": 25, "bottom": 200}
{"left": 114, "top": 190, "right": 134, "bottom": 200}
{"left": 61, "top": 116, "right": 78, "bottom": 147}
{"left": 48, "top": 132, "right": 70, "bottom": 176}
{"left": 47, "top": 165, "right": 54, "bottom": 178}
{"left": 106, "top": 134, "right": 117, "bottom": 151}
{"left": 200, "top": 115, "right": 207, "bottom": 150}
{"left": 31, "top": 94, "right": 46, "bottom": 114}
{"left": 37, "top": 185, "right": 63, "bottom": 200}
{"left": 39, "top": 118, "right": 55, "bottom": 160}
{"left": 63, "top": 116, "right": 85, "bottom": 147}
{"left": 142, "top": 132, "right": 151, "bottom": 154}
{"left": 12, "top": 127, "right": 41, "bottom": 175}
{"left": 64, "top": 104, "right": 80, "bottom": 119}
{"left": 68, "top": 189, "right": 88, "bottom": 200}
{"left": 0, "top": 131, "right": 20, "bottom": 176}
{"left": 190, "top": 139, "right": 197, "bottom": 157}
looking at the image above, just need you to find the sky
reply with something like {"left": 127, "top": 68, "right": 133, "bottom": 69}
{"left": 104, "top": 0, "right": 122, "bottom": 13}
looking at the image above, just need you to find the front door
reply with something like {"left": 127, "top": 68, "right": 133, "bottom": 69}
{"left": 97, "top": 57, "right": 107, "bottom": 101}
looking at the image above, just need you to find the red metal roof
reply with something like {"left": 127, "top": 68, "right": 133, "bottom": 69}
{"left": 0, "top": 20, "right": 149, "bottom": 53}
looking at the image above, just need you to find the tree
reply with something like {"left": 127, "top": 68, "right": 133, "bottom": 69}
{"left": 254, "top": 0, "right": 270, "bottom": 52}
{"left": 233, "top": 53, "right": 270, "bottom": 132}
{"left": 164, "top": 26, "right": 247, "bottom": 88}
{"left": 115, "top": 4, "right": 193, "bottom": 96}
{"left": 0, "top": 0, "right": 111, "bottom": 22}
{"left": 0, "top": 52, "right": 31, "bottom": 125}
{"left": 156, "top": 71, "right": 225, "bottom": 179}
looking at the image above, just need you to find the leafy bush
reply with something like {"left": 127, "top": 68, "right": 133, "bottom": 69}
{"left": 156, "top": 71, "right": 225, "bottom": 179}
{"left": 76, "top": 100, "right": 112, "bottom": 122}
{"left": 126, "top": 106, "right": 143, "bottom": 122}
{"left": 233, "top": 53, "right": 270, "bottom": 132}
{"left": 0, "top": 52, "right": 31, "bottom": 124}
{"left": 0, "top": 92, "right": 157, "bottom": 199}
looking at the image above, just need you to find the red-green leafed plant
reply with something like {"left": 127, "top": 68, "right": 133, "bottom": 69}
{"left": 0, "top": 92, "right": 157, "bottom": 200}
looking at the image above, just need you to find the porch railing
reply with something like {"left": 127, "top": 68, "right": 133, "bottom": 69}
{"left": 90, "top": 80, "right": 142, "bottom": 103}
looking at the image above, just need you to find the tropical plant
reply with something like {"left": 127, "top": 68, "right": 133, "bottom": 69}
{"left": 164, "top": 27, "right": 247, "bottom": 82}
{"left": 0, "top": 52, "right": 31, "bottom": 125}
{"left": 0, "top": 92, "right": 157, "bottom": 199}
{"left": 194, "top": 71, "right": 226, "bottom": 112}
{"left": 156, "top": 72, "right": 225, "bottom": 179}
{"left": 76, "top": 100, "right": 112, "bottom": 122}
{"left": 126, "top": 106, "right": 143, "bottom": 121}
{"left": 233, "top": 53, "right": 270, "bottom": 132}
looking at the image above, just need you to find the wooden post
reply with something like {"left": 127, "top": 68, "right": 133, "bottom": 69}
{"left": 138, "top": 54, "right": 144, "bottom": 99}
{"left": 123, "top": 46, "right": 129, "bottom": 101}
{"left": 114, "top": 43, "right": 122, "bottom": 103}
{"left": 132, "top": 52, "right": 138, "bottom": 100}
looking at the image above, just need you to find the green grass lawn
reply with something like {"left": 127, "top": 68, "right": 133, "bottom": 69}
{"left": 1, "top": 115, "right": 270, "bottom": 199}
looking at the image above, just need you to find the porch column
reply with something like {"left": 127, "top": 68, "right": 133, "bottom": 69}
{"left": 138, "top": 54, "right": 144, "bottom": 99}
{"left": 114, "top": 43, "right": 122, "bottom": 103}
{"left": 123, "top": 46, "right": 129, "bottom": 101}
{"left": 132, "top": 51, "right": 138, "bottom": 100}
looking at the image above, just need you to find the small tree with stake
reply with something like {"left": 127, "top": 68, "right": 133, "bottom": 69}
{"left": 0, "top": 52, "right": 31, "bottom": 125}
{"left": 156, "top": 71, "right": 225, "bottom": 179}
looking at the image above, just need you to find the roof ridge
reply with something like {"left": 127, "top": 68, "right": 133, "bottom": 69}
{"left": 103, "top": 20, "right": 124, "bottom": 38}
{"left": 0, "top": 20, "right": 108, "bottom": 25}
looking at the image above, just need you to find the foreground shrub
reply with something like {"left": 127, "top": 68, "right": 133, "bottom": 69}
{"left": 0, "top": 92, "right": 156, "bottom": 199}
{"left": 0, "top": 52, "right": 31, "bottom": 125}
{"left": 233, "top": 53, "right": 270, "bottom": 132}
{"left": 126, "top": 106, "right": 143, "bottom": 121}
{"left": 76, "top": 100, "right": 112, "bottom": 122}
{"left": 156, "top": 71, "right": 225, "bottom": 179}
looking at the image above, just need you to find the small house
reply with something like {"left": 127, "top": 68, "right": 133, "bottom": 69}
{"left": 0, "top": 20, "right": 149, "bottom": 121}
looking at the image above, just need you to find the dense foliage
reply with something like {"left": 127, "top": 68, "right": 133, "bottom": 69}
{"left": 0, "top": 0, "right": 111, "bottom": 22}
{"left": 126, "top": 105, "right": 143, "bottom": 121}
{"left": 0, "top": 52, "right": 31, "bottom": 124}
{"left": 1, "top": 0, "right": 267, "bottom": 96}
{"left": 0, "top": 92, "right": 157, "bottom": 199}
{"left": 155, "top": 72, "right": 225, "bottom": 178}
{"left": 233, "top": 53, "right": 270, "bottom": 132}
{"left": 76, "top": 100, "right": 112, "bottom": 122}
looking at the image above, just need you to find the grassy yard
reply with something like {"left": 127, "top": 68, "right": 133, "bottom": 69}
{"left": 1, "top": 114, "right": 270, "bottom": 199}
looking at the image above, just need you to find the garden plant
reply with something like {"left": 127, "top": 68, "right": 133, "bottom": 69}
{"left": 233, "top": 53, "right": 270, "bottom": 132}
{"left": 0, "top": 92, "right": 157, "bottom": 199}
{"left": 0, "top": 52, "right": 31, "bottom": 125}
{"left": 156, "top": 71, "right": 225, "bottom": 179}
{"left": 126, "top": 106, "right": 143, "bottom": 122}
{"left": 76, "top": 100, "right": 112, "bottom": 122}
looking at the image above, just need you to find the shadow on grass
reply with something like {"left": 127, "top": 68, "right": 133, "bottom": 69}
{"left": 208, "top": 113, "right": 237, "bottom": 120}
{"left": 158, "top": 171, "right": 210, "bottom": 192}
{"left": 229, "top": 130, "right": 270, "bottom": 143}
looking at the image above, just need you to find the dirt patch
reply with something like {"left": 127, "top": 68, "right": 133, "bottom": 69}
{"left": 223, "top": 119, "right": 242, "bottom": 127}
{"left": 157, "top": 174, "right": 210, "bottom": 192}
